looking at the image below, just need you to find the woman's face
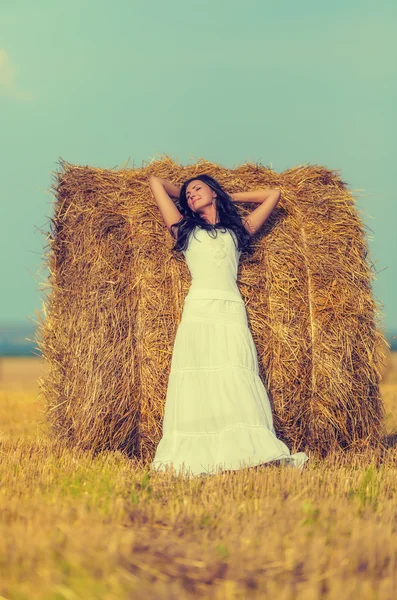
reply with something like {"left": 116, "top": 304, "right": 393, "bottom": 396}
{"left": 185, "top": 180, "right": 216, "bottom": 213}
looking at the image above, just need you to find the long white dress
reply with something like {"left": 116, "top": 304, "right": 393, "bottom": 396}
{"left": 151, "top": 225, "right": 309, "bottom": 476}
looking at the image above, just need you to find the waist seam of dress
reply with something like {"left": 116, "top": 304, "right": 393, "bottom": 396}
{"left": 185, "top": 288, "right": 244, "bottom": 303}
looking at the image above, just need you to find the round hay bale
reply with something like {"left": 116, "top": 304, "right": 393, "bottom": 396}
{"left": 34, "top": 155, "right": 388, "bottom": 461}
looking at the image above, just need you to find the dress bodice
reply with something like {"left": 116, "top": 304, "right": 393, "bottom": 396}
{"left": 182, "top": 226, "right": 243, "bottom": 301}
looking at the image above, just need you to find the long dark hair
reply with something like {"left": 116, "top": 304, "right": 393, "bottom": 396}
{"left": 170, "top": 174, "right": 255, "bottom": 255}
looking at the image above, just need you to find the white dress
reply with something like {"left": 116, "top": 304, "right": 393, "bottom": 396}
{"left": 151, "top": 225, "right": 309, "bottom": 476}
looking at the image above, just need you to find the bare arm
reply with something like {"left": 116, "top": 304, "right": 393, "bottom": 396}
{"left": 148, "top": 176, "right": 183, "bottom": 239}
{"left": 239, "top": 189, "right": 282, "bottom": 236}
{"left": 230, "top": 188, "right": 277, "bottom": 204}
{"left": 154, "top": 176, "right": 181, "bottom": 199}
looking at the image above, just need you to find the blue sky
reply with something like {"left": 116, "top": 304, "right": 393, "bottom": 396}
{"left": 1, "top": 0, "right": 396, "bottom": 340}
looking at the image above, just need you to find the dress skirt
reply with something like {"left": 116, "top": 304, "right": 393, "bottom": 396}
{"left": 151, "top": 288, "right": 309, "bottom": 477}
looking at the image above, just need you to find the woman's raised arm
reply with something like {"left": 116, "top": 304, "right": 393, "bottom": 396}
{"left": 230, "top": 188, "right": 280, "bottom": 204}
{"left": 148, "top": 176, "right": 183, "bottom": 238}
{"left": 151, "top": 176, "right": 181, "bottom": 199}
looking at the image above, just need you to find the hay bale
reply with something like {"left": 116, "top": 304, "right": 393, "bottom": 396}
{"left": 35, "top": 155, "right": 388, "bottom": 461}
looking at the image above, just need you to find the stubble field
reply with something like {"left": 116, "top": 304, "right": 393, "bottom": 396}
{"left": 1, "top": 354, "right": 397, "bottom": 599}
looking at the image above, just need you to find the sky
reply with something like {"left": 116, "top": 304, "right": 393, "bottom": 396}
{"left": 1, "top": 0, "right": 396, "bottom": 342}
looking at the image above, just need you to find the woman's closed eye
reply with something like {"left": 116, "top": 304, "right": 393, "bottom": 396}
{"left": 188, "top": 187, "right": 201, "bottom": 198}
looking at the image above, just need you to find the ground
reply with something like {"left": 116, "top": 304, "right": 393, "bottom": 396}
{"left": 0, "top": 354, "right": 396, "bottom": 599}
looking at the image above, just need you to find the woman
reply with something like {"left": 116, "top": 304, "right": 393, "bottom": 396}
{"left": 148, "top": 173, "right": 309, "bottom": 477}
